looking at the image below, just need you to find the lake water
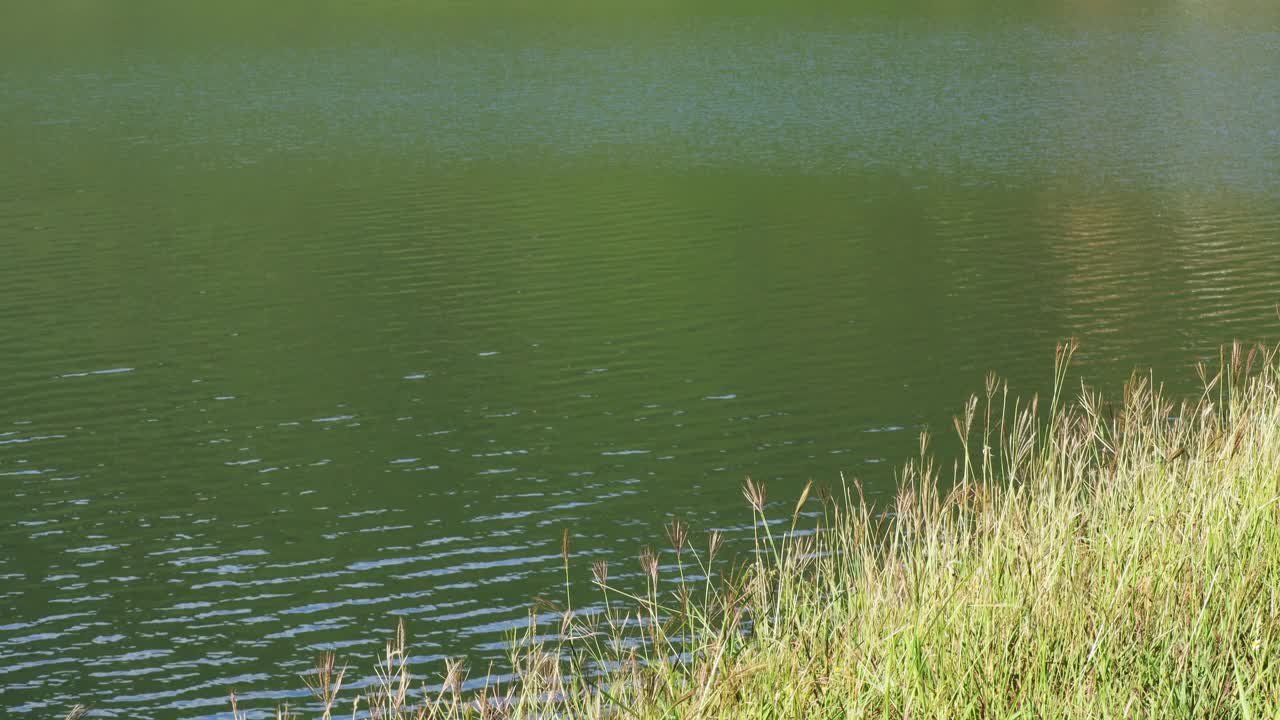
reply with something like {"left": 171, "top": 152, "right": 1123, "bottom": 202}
{"left": 2, "top": 2, "right": 1279, "bottom": 716}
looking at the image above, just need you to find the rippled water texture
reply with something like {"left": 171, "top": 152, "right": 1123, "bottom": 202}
{"left": 2, "top": 2, "right": 1279, "bottom": 716}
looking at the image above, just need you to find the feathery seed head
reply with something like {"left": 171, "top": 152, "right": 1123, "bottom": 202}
{"left": 743, "top": 476, "right": 767, "bottom": 513}
{"left": 665, "top": 518, "right": 688, "bottom": 555}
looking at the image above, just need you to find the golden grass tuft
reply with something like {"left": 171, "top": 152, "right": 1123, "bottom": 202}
{"left": 223, "top": 340, "right": 1280, "bottom": 719}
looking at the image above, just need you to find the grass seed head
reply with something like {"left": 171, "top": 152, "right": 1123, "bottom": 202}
{"left": 743, "top": 476, "right": 767, "bottom": 513}
{"left": 591, "top": 559, "right": 609, "bottom": 587}
{"left": 666, "top": 518, "right": 688, "bottom": 555}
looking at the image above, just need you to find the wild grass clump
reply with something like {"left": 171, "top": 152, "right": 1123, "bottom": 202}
{"left": 232, "top": 340, "right": 1280, "bottom": 719}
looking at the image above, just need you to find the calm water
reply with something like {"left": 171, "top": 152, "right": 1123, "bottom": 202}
{"left": 2, "top": 2, "right": 1279, "bottom": 716}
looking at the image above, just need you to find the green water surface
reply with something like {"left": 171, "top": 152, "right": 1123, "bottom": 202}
{"left": 2, "top": 2, "right": 1279, "bottom": 716}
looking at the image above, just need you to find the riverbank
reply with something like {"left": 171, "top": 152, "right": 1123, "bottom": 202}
{"left": 234, "top": 340, "right": 1280, "bottom": 719}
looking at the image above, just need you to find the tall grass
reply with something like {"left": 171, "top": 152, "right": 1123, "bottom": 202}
{"left": 231, "top": 340, "right": 1280, "bottom": 719}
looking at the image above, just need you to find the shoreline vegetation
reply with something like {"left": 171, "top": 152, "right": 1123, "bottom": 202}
{"left": 181, "top": 340, "right": 1278, "bottom": 718}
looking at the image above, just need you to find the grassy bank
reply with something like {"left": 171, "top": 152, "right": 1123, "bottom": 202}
{"left": 231, "top": 341, "right": 1280, "bottom": 719}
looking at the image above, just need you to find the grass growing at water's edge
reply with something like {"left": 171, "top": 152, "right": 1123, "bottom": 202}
{"left": 220, "top": 339, "right": 1280, "bottom": 720}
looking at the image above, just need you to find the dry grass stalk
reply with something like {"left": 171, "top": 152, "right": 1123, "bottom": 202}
{"left": 220, "top": 341, "right": 1280, "bottom": 719}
